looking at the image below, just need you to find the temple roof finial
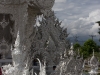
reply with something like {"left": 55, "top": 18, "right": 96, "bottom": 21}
{"left": 70, "top": 43, "right": 73, "bottom": 50}
{"left": 93, "top": 49, "right": 94, "bottom": 56}
{"left": 82, "top": 53, "right": 83, "bottom": 59}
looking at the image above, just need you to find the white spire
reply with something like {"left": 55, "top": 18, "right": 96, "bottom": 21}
{"left": 70, "top": 43, "right": 74, "bottom": 50}
{"left": 93, "top": 49, "right": 94, "bottom": 56}
{"left": 14, "top": 31, "right": 20, "bottom": 48}
{"left": 69, "top": 43, "right": 74, "bottom": 56}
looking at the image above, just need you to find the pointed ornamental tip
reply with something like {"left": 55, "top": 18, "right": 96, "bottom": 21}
{"left": 14, "top": 31, "right": 20, "bottom": 47}
{"left": 90, "top": 49, "right": 98, "bottom": 66}
{"left": 70, "top": 43, "right": 74, "bottom": 50}
{"left": 93, "top": 49, "right": 94, "bottom": 56}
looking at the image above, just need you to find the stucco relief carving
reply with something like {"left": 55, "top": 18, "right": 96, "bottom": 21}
{"left": 0, "top": 0, "right": 55, "bottom": 74}
{"left": 29, "top": 0, "right": 55, "bottom": 9}
{"left": 0, "top": 14, "right": 15, "bottom": 59}
{"left": 0, "top": 0, "right": 26, "bottom": 4}
{"left": 0, "top": 15, "right": 9, "bottom": 29}
{"left": 0, "top": 0, "right": 55, "bottom": 9}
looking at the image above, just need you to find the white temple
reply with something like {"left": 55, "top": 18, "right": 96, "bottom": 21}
{"left": 50, "top": 43, "right": 84, "bottom": 75}
{"left": 0, "top": 0, "right": 99, "bottom": 75}
{"left": 0, "top": 0, "right": 55, "bottom": 75}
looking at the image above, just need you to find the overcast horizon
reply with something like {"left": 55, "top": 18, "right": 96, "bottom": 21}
{"left": 53, "top": 0, "right": 100, "bottom": 45}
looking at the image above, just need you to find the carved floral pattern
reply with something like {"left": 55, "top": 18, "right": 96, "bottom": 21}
{"left": 0, "top": 15, "right": 9, "bottom": 29}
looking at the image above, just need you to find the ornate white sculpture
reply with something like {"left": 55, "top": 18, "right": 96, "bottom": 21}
{"left": 0, "top": 38, "right": 9, "bottom": 59}
{"left": 29, "top": 0, "right": 55, "bottom": 9}
{"left": 31, "top": 11, "right": 69, "bottom": 66}
{"left": 37, "top": 58, "right": 46, "bottom": 75}
{"left": 0, "top": 14, "right": 15, "bottom": 59}
{"left": 68, "top": 43, "right": 74, "bottom": 57}
{"left": 89, "top": 50, "right": 99, "bottom": 75}
{"left": 0, "top": 15, "right": 9, "bottom": 29}
{"left": 0, "top": 0, "right": 55, "bottom": 75}
{"left": 2, "top": 64, "right": 14, "bottom": 75}
{"left": 50, "top": 43, "right": 84, "bottom": 75}
{"left": 0, "top": 0, "right": 54, "bottom": 10}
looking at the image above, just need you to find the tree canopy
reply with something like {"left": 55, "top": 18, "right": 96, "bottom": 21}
{"left": 80, "top": 39, "right": 98, "bottom": 58}
{"left": 73, "top": 39, "right": 99, "bottom": 59}
{"left": 73, "top": 43, "right": 81, "bottom": 50}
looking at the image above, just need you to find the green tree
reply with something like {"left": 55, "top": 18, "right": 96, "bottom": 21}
{"left": 80, "top": 39, "right": 98, "bottom": 58}
{"left": 73, "top": 43, "right": 81, "bottom": 56}
{"left": 73, "top": 43, "right": 81, "bottom": 50}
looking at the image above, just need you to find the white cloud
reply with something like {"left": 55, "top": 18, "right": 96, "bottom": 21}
{"left": 80, "top": 9, "right": 100, "bottom": 23}
{"left": 62, "top": 9, "right": 100, "bottom": 39}
{"left": 53, "top": 0, "right": 100, "bottom": 44}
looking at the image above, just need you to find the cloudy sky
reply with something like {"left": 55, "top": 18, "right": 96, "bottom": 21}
{"left": 53, "top": 0, "right": 100, "bottom": 44}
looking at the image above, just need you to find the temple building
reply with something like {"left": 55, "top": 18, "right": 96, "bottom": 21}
{"left": 0, "top": 0, "right": 55, "bottom": 75}
{"left": 51, "top": 43, "right": 84, "bottom": 75}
